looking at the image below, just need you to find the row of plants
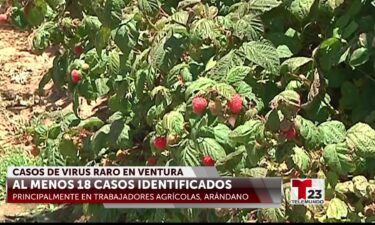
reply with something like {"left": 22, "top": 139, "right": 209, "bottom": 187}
{"left": 3, "top": 0, "right": 375, "bottom": 222}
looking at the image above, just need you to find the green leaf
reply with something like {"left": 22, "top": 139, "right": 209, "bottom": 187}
{"left": 213, "top": 123, "right": 232, "bottom": 146}
{"left": 177, "top": 140, "right": 200, "bottom": 166}
{"left": 102, "top": 0, "right": 127, "bottom": 29}
{"left": 240, "top": 167, "right": 268, "bottom": 177}
{"left": 95, "top": 26, "right": 111, "bottom": 55}
{"left": 138, "top": 0, "right": 160, "bottom": 17}
{"left": 216, "top": 148, "right": 246, "bottom": 171}
{"left": 95, "top": 78, "right": 110, "bottom": 96}
{"left": 191, "top": 18, "right": 218, "bottom": 41}
{"left": 280, "top": 57, "right": 312, "bottom": 75}
{"left": 248, "top": 0, "right": 282, "bottom": 16}
{"left": 108, "top": 49, "right": 121, "bottom": 75}
{"left": 149, "top": 34, "right": 186, "bottom": 74}
{"left": 108, "top": 120, "right": 133, "bottom": 149}
{"left": 185, "top": 77, "right": 216, "bottom": 99}
{"left": 233, "top": 15, "right": 264, "bottom": 41}
{"left": 326, "top": 198, "right": 348, "bottom": 220}
{"left": 225, "top": 66, "right": 251, "bottom": 84}
{"left": 240, "top": 40, "right": 280, "bottom": 74}
{"left": 319, "top": 120, "right": 346, "bottom": 145}
{"left": 323, "top": 143, "right": 356, "bottom": 175}
{"left": 78, "top": 117, "right": 104, "bottom": 129}
{"left": 162, "top": 111, "right": 185, "bottom": 135}
{"left": 346, "top": 123, "right": 375, "bottom": 158}
{"left": 295, "top": 116, "right": 323, "bottom": 150}
{"left": 207, "top": 51, "right": 244, "bottom": 81}
{"left": 212, "top": 83, "right": 237, "bottom": 100}
{"left": 24, "top": 0, "right": 48, "bottom": 26}
{"left": 59, "top": 139, "right": 77, "bottom": 158}
{"left": 352, "top": 175, "right": 369, "bottom": 198}
{"left": 318, "top": 37, "right": 344, "bottom": 71}
{"left": 285, "top": 0, "right": 315, "bottom": 21}
{"left": 270, "top": 90, "right": 301, "bottom": 117}
{"left": 229, "top": 120, "right": 265, "bottom": 145}
{"left": 10, "top": 7, "right": 29, "bottom": 29}
{"left": 349, "top": 47, "right": 369, "bottom": 67}
{"left": 292, "top": 147, "right": 310, "bottom": 173}
{"left": 91, "top": 124, "right": 110, "bottom": 153}
{"left": 196, "top": 138, "right": 226, "bottom": 162}
{"left": 265, "top": 109, "right": 283, "bottom": 132}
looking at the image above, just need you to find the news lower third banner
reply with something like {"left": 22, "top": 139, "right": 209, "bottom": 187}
{"left": 6, "top": 167, "right": 282, "bottom": 208}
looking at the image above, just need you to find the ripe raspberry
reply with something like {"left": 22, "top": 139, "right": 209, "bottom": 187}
{"left": 147, "top": 156, "right": 157, "bottom": 166}
{"left": 0, "top": 14, "right": 8, "bottom": 23}
{"left": 74, "top": 46, "right": 83, "bottom": 56}
{"left": 284, "top": 127, "right": 297, "bottom": 140}
{"left": 71, "top": 69, "right": 81, "bottom": 84}
{"left": 192, "top": 96, "right": 208, "bottom": 114}
{"left": 153, "top": 136, "right": 167, "bottom": 151}
{"left": 202, "top": 155, "right": 215, "bottom": 166}
{"left": 227, "top": 94, "right": 243, "bottom": 113}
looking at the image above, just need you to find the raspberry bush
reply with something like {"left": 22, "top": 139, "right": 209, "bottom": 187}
{"left": 8, "top": 0, "right": 375, "bottom": 222}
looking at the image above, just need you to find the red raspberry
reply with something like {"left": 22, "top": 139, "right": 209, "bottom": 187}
{"left": 71, "top": 69, "right": 81, "bottom": 84}
{"left": 74, "top": 46, "right": 83, "bottom": 56}
{"left": 153, "top": 136, "right": 167, "bottom": 151}
{"left": 192, "top": 96, "right": 208, "bottom": 114}
{"left": 284, "top": 127, "right": 297, "bottom": 140}
{"left": 202, "top": 155, "right": 215, "bottom": 166}
{"left": 147, "top": 156, "right": 157, "bottom": 166}
{"left": 0, "top": 14, "right": 8, "bottom": 23}
{"left": 227, "top": 94, "right": 243, "bottom": 113}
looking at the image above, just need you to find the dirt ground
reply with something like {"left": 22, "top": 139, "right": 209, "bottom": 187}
{"left": 0, "top": 21, "right": 105, "bottom": 221}
{"left": 0, "top": 23, "right": 56, "bottom": 221}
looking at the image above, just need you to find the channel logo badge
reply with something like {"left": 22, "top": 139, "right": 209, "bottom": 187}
{"left": 290, "top": 179, "right": 325, "bottom": 205}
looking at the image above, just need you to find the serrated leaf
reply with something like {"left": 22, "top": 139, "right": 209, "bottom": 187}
{"left": 346, "top": 123, "right": 375, "bottom": 158}
{"left": 240, "top": 40, "right": 280, "bottom": 74}
{"left": 207, "top": 51, "right": 244, "bottom": 81}
{"left": 149, "top": 35, "right": 185, "bottom": 74}
{"left": 318, "top": 120, "right": 346, "bottom": 145}
{"left": 295, "top": 116, "right": 323, "bottom": 150}
{"left": 108, "top": 50, "right": 121, "bottom": 75}
{"left": 177, "top": 140, "right": 200, "bottom": 166}
{"left": 185, "top": 77, "right": 216, "bottom": 99}
{"left": 196, "top": 138, "right": 226, "bottom": 162}
{"left": 191, "top": 18, "right": 218, "bottom": 41}
{"left": 248, "top": 0, "right": 282, "bottom": 16}
{"left": 101, "top": 0, "right": 127, "bottom": 29}
{"left": 225, "top": 66, "right": 252, "bottom": 84}
{"left": 229, "top": 120, "right": 265, "bottom": 145}
{"left": 162, "top": 111, "right": 184, "bottom": 135}
{"left": 138, "top": 0, "right": 160, "bottom": 17}
{"left": 286, "top": 0, "right": 315, "bottom": 21}
{"left": 323, "top": 143, "right": 356, "bottom": 175}
{"left": 292, "top": 147, "right": 310, "bottom": 173}
{"left": 212, "top": 83, "right": 237, "bottom": 100}
{"left": 327, "top": 198, "right": 348, "bottom": 220}
{"left": 233, "top": 15, "right": 264, "bottom": 41}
